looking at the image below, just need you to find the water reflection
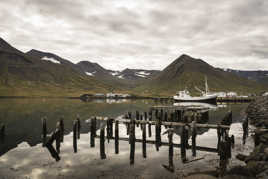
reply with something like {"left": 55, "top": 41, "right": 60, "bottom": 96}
{"left": 0, "top": 99, "right": 247, "bottom": 158}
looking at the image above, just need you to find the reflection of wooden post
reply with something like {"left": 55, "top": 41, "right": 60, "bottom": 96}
{"left": 42, "top": 117, "right": 47, "bottom": 147}
{"left": 115, "top": 120, "right": 119, "bottom": 154}
{"left": 100, "top": 128, "right": 106, "bottom": 159}
{"left": 59, "top": 118, "right": 64, "bottom": 142}
{"left": 142, "top": 123, "right": 147, "bottom": 158}
{"left": 191, "top": 121, "right": 197, "bottom": 157}
{"left": 90, "top": 118, "right": 96, "bottom": 147}
{"left": 73, "top": 120, "right": 77, "bottom": 153}
{"left": 130, "top": 120, "right": 135, "bottom": 165}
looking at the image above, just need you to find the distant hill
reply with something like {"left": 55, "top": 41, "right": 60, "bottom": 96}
{"left": 135, "top": 54, "right": 266, "bottom": 96}
{"left": 0, "top": 38, "right": 115, "bottom": 97}
{"left": 223, "top": 69, "right": 268, "bottom": 85}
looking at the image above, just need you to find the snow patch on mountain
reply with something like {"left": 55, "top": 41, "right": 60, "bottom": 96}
{"left": 110, "top": 71, "right": 120, "bottom": 76}
{"left": 118, "top": 75, "right": 124, "bottom": 79}
{"left": 85, "top": 71, "right": 96, "bottom": 76}
{"left": 41, "top": 56, "right": 60, "bottom": 64}
{"left": 135, "top": 71, "right": 151, "bottom": 78}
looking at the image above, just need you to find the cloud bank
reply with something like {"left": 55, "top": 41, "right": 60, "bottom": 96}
{"left": 1, "top": 0, "right": 268, "bottom": 70}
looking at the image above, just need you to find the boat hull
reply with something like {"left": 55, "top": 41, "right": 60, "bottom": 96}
{"left": 173, "top": 95, "right": 217, "bottom": 104}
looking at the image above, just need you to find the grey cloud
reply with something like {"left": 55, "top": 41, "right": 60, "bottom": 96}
{"left": 0, "top": 0, "right": 267, "bottom": 70}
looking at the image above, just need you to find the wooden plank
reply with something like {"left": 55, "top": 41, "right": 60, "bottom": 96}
{"left": 92, "top": 117, "right": 230, "bottom": 129}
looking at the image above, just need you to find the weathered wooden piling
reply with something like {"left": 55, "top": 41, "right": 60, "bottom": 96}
{"left": 90, "top": 117, "right": 96, "bottom": 147}
{"left": 177, "top": 110, "right": 182, "bottom": 122}
{"left": 59, "top": 118, "right": 64, "bottom": 142}
{"left": 130, "top": 120, "right": 136, "bottom": 165}
{"left": 115, "top": 120, "right": 119, "bottom": 154}
{"left": 168, "top": 129, "right": 174, "bottom": 171}
{"left": 155, "top": 117, "right": 161, "bottom": 151}
{"left": 181, "top": 125, "right": 187, "bottom": 163}
{"left": 191, "top": 121, "right": 197, "bottom": 157}
{"left": 217, "top": 124, "right": 222, "bottom": 151}
{"left": 136, "top": 111, "right": 140, "bottom": 127}
{"left": 148, "top": 111, "right": 152, "bottom": 137}
{"left": 73, "top": 120, "right": 77, "bottom": 153}
{"left": 55, "top": 122, "right": 61, "bottom": 154}
{"left": 0, "top": 123, "right": 5, "bottom": 143}
{"left": 42, "top": 117, "right": 47, "bottom": 147}
{"left": 100, "top": 128, "right": 106, "bottom": 159}
{"left": 106, "top": 119, "right": 110, "bottom": 143}
{"left": 140, "top": 115, "right": 143, "bottom": 130}
{"left": 201, "top": 111, "right": 209, "bottom": 122}
{"left": 77, "top": 117, "right": 81, "bottom": 140}
{"left": 45, "top": 130, "right": 61, "bottom": 161}
{"left": 142, "top": 122, "right": 147, "bottom": 158}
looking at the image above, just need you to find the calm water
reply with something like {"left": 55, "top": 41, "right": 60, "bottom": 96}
{"left": 0, "top": 99, "right": 250, "bottom": 179}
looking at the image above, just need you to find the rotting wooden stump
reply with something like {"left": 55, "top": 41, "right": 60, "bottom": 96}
{"left": 129, "top": 119, "right": 136, "bottom": 165}
{"left": 73, "top": 120, "right": 78, "bottom": 153}
{"left": 77, "top": 117, "right": 81, "bottom": 140}
{"left": 59, "top": 118, "right": 64, "bottom": 142}
{"left": 90, "top": 117, "right": 96, "bottom": 147}
{"left": 100, "top": 128, "right": 106, "bottom": 159}
{"left": 191, "top": 121, "right": 197, "bottom": 157}
{"left": 45, "top": 128, "right": 61, "bottom": 161}
{"left": 142, "top": 122, "right": 147, "bottom": 158}
{"left": 42, "top": 117, "right": 47, "bottom": 147}
{"left": 0, "top": 123, "right": 5, "bottom": 143}
{"left": 115, "top": 120, "right": 119, "bottom": 154}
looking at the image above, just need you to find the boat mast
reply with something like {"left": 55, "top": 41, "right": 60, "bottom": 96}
{"left": 205, "top": 76, "right": 209, "bottom": 94}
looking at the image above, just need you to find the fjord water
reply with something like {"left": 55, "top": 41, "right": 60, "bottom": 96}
{"left": 0, "top": 99, "right": 250, "bottom": 178}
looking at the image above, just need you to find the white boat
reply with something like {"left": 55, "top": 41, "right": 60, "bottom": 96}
{"left": 173, "top": 77, "right": 218, "bottom": 104}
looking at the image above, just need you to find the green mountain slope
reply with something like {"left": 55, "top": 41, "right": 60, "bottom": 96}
{"left": 135, "top": 54, "right": 266, "bottom": 97}
{"left": 0, "top": 38, "right": 116, "bottom": 97}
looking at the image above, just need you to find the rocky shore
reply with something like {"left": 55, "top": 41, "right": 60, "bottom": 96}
{"left": 231, "top": 96, "right": 268, "bottom": 178}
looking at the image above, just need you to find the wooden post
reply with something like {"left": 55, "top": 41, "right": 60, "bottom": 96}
{"left": 55, "top": 122, "right": 61, "bottom": 154}
{"left": 90, "top": 117, "right": 96, "bottom": 147}
{"left": 144, "top": 112, "right": 147, "bottom": 121}
{"left": 42, "top": 117, "right": 47, "bottom": 147}
{"left": 191, "top": 121, "right": 197, "bottom": 157}
{"left": 168, "top": 129, "right": 174, "bottom": 172}
{"left": 59, "top": 118, "right": 64, "bottom": 142}
{"left": 181, "top": 125, "right": 186, "bottom": 163}
{"left": 0, "top": 123, "right": 5, "bottom": 143}
{"left": 136, "top": 111, "right": 140, "bottom": 127}
{"left": 127, "top": 112, "right": 131, "bottom": 135}
{"left": 164, "top": 112, "right": 168, "bottom": 128}
{"left": 130, "top": 119, "right": 135, "bottom": 165}
{"left": 217, "top": 124, "right": 221, "bottom": 152}
{"left": 140, "top": 115, "right": 143, "bottom": 130}
{"left": 106, "top": 119, "right": 110, "bottom": 143}
{"left": 142, "top": 122, "right": 147, "bottom": 158}
{"left": 77, "top": 117, "right": 81, "bottom": 140}
{"left": 115, "top": 120, "right": 119, "bottom": 154}
{"left": 155, "top": 118, "right": 160, "bottom": 151}
{"left": 100, "top": 128, "right": 106, "bottom": 159}
{"left": 73, "top": 120, "right": 77, "bottom": 153}
{"left": 148, "top": 111, "right": 152, "bottom": 137}
{"left": 45, "top": 130, "right": 61, "bottom": 161}
{"left": 178, "top": 110, "right": 182, "bottom": 122}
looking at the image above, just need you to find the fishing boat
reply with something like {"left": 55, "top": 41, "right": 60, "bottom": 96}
{"left": 173, "top": 77, "right": 218, "bottom": 104}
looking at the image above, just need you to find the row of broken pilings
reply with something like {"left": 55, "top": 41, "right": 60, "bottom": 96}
{"left": 234, "top": 96, "right": 268, "bottom": 179}
{"left": 40, "top": 108, "right": 233, "bottom": 175}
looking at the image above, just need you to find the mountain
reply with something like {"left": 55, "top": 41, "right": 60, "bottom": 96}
{"left": 76, "top": 61, "right": 160, "bottom": 88}
{"left": 135, "top": 54, "right": 266, "bottom": 96}
{"left": 223, "top": 69, "right": 268, "bottom": 85}
{"left": 0, "top": 38, "right": 115, "bottom": 97}
{"left": 0, "top": 38, "right": 23, "bottom": 54}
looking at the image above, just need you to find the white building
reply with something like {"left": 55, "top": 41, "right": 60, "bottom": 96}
{"left": 263, "top": 92, "right": 268, "bottom": 96}
{"left": 227, "top": 92, "right": 237, "bottom": 97}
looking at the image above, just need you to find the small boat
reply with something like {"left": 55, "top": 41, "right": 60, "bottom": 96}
{"left": 173, "top": 77, "right": 218, "bottom": 104}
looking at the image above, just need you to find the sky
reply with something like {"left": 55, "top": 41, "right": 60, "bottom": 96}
{"left": 0, "top": 0, "right": 268, "bottom": 71}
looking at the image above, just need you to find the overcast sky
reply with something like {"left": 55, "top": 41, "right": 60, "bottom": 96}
{"left": 1, "top": 0, "right": 268, "bottom": 71}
